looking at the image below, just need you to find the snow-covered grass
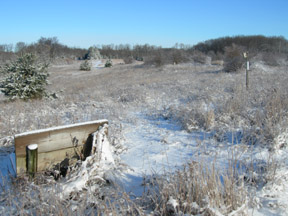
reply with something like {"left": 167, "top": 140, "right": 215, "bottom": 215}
{"left": 0, "top": 59, "right": 288, "bottom": 215}
{"left": 141, "top": 161, "right": 247, "bottom": 215}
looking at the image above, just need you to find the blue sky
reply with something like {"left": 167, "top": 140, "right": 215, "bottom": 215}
{"left": 0, "top": 0, "right": 287, "bottom": 48}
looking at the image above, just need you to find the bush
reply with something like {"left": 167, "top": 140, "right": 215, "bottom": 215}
{"left": 172, "top": 49, "right": 190, "bottom": 64}
{"left": 224, "top": 44, "right": 245, "bottom": 72}
{"left": 191, "top": 50, "right": 208, "bottom": 64}
{"left": 0, "top": 53, "right": 49, "bottom": 100}
{"left": 151, "top": 51, "right": 165, "bottom": 67}
{"left": 105, "top": 59, "right": 113, "bottom": 67}
{"left": 144, "top": 49, "right": 191, "bottom": 67}
{"left": 261, "top": 52, "right": 284, "bottom": 66}
{"left": 79, "top": 60, "right": 91, "bottom": 71}
{"left": 123, "top": 56, "right": 134, "bottom": 64}
{"left": 144, "top": 50, "right": 170, "bottom": 67}
{"left": 135, "top": 56, "right": 144, "bottom": 61}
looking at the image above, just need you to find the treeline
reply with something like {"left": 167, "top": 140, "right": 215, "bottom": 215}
{"left": 16, "top": 37, "right": 87, "bottom": 61}
{"left": 193, "top": 35, "right": 288, "bottom": 54}
{"left": 99, "top": 44, "right": 201, "bottom": 66}
{"left": 98, "top": 35, "right": 288, "bottom": 67}
{"left": 0, "top": 37, "right": 87, "bottom": 64}
{"left": 99, "top": 44, "right": 160, "bottom": 60}
{"left": 0, "top": 44, "right": 16, "bottom": 64}
{"left": 1, "top": 35, "right": 287, "bottom": 68}
{"left": 0, "top": 40, "right": 163, "bottom": 63}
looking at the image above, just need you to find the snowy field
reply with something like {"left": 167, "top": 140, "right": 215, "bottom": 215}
{"left": 0, "top": 59, "right": 288, "bottom": 215}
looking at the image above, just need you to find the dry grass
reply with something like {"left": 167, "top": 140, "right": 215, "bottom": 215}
{"left": 0, "top": 174, "right": 144, "bottom": 215}
{"left": 142, "top": 160, "right": 247, "bottom": 215}
{"left": 153, "top": 63, "right": 288, "bottom": 149}
{"left": 0, "top": 58, "right": 288, "bottom": 214}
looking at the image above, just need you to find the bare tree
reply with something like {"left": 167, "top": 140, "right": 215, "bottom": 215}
{"left": 15, "top": 42, "right": 27, "bottom": 53}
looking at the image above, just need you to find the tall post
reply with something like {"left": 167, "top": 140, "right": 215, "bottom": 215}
{"left": 26, "top": 144, "right": 38, "bottom": 179}
{"left": 243, "top": 52, "right": 249, "bottom": 90}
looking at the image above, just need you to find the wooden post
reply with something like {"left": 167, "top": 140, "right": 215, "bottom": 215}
{"left": 246, "top": 61, "right": 249, "bottom": 90}
{"left": 243, "top": 52, "right": 249, "bottom": 90}
{"left": 26, "top": 144, "right": 38, "bottom": 178}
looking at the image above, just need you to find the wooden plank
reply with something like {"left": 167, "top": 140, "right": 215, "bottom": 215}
{"left": 16, "top": 146, "right": 82, "bottom": 174}
{"left": 37, "top": 147, "right": 82, "bottom": 170}
{"left": 14, "top": 119, "right": 108, "bottom": 175}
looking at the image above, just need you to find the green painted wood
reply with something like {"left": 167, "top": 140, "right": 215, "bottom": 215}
{"left": 26, "top": 144, "right": 38, "bottom": 178}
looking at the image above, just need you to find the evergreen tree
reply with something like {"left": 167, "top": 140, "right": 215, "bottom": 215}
{"left": 0, "top": 53, "right": 49, "bottom": 100}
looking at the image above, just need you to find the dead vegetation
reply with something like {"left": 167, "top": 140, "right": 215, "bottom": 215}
{"left": 142, "top": 161, "right": 247, "bottom": 215}
{"left": 0, "top": 51, "right": 288, "bottom": 214}
{"left": 0, "top": 174, "right": 144, "bottom": 215}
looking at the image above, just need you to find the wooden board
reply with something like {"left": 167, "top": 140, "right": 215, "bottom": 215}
{"left": 14, "top": 119, "right": 108, "bottom": 175}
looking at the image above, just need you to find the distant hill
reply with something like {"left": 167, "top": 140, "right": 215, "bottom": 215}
{"left": 193, "top": 35, "right": 288, "bottom": 54}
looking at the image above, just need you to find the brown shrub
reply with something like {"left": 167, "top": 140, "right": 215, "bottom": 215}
{"left": 171, "top": 49, "right": 190, "bottom": 64}
{"left": 261, "top": 52, "right": 288, "bottom": 66}
{"left": 192, "top": 50, "right": 208, "bottom": 64}
{"left": 224, "top": 44, "right": 245, "bottom": 72}
{"left": 123, "top": 56, "right": 134, "bottom": 64}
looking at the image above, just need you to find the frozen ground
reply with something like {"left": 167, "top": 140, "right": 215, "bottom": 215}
{"left": 0, "top": 60, "right": 288, "bottom": 215}
{"left": 118, "top": 112, "right": 288, "bottom": 215}
{"left": 119, "top": 113, "right": 213, "bottom": 195}
{"left": 1, "top": 117, "right": 288, "bottom": 214}
{"left": 0, "top": 152, "right": 16, "bottom": 187}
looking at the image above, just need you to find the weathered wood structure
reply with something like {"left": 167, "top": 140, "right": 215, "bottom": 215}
{"left": 14, "top": 119, "right": 108, "bottom": 175}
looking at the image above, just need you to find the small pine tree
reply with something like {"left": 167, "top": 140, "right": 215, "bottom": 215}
{"left": 0, "top": 53, "right": 49, "bottom": 100}
{"left": 80, "top": 60, "right": 91, "bottom": 71}
{"left": 85, "top": 46, "right": 101, "bottom": 60}
{"left": 105, "top": 59, "right": 113, "bottom": 67}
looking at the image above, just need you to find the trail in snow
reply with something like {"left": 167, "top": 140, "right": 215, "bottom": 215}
{"left": 118, "top": 113, "right": 288, "bottom": 215}
{"left": 93, "top": 60, "right": 103, "bottom": 68}
{"left": 119, "top": 113, "right": 224, "bottom": 196}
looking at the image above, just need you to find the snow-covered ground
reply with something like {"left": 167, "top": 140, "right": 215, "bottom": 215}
{"left": 0, "top": 152, "right": 16, "bottom": 187}
{"left": 93, "top": 60, "right": 103, "bottom": 68}
{"left": 0, "top": 60, "right": 288, "bottom": 215}
{"left": 117, "top": 113, "right": 288, "bottom": 215}
{"left": 119, "top": 113, "right": 212, "bottom": 195}
{"left": 1, "top": 115, "right": 288, "bottom": 214}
